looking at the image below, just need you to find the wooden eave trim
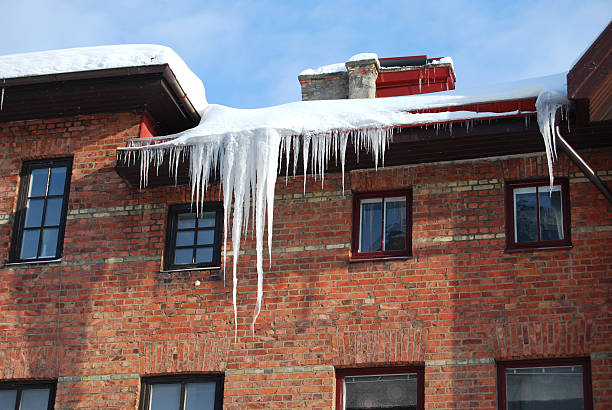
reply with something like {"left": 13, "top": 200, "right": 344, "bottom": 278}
{"left": 0, "top": 64, "right": 169, "bottom": 87}
{"left": 567, "top": 21, "right": 612, "bottom": 100}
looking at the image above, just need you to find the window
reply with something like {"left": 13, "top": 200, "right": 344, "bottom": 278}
{"left": 0, "top": 380, "right": 56, "bottom": 410}
{"left": 497, "top": 358, "right": 592, "bottom": 410}
{"left": 505, "top": 179, "right": 571, "bottom": 251}
{"left": 10, "top": 159, "right": 72, "bottom": 262}
{"left": 352, "top": 190, "right": 411, "bottom": 259}
{"left": 336, "top": 367, "right": 424, "bottom": 410}
{"left": 165, "top": 203, "right": 223, "bottom": 270}
{"left": 139, "top": 375, "right": 223, "bottom": 410}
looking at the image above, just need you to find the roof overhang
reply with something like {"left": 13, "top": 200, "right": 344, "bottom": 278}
{"left": 0, "top": 64, "right": 201, "bottom": 133}
{"left": 115, "top": 108, "right": 612, "bottom": 188}
{"left": 567, "top": 21, "right": 612, "bottom": 123}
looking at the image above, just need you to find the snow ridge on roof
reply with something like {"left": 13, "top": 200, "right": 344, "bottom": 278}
{"left": 300, "top": 52, "right": 380, "bottom": 76}
{"left": 299, "top": 62, "right": 347, "bottom": 76}
{"left": 0, "top": 44, "right": 207, "bottom": 114}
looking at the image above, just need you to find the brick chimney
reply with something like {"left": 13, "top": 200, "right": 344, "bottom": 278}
{"left": 299, "top": 54, "right": 455, "bottom": 101}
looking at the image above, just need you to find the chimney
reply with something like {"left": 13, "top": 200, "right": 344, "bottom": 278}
{"left": 345, "top": 54, "right": 380, "bottom": 99}
{"left": 299, "top": 54, "right": 455, "bottom": 101}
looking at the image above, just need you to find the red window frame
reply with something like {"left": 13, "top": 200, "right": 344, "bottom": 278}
{"left": 351, "top": 190, "right": 412, "bottom": 260}
{"left": 497, "top": 357, "right": 592, "bottom": 410}
{"left": 336, "top": 366, "right": 424, "bottom": 410}
{"left": 505, "top": 179, "right": 571, "bottom": 251}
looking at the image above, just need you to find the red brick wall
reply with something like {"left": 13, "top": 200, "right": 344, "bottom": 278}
{"left": 0, "top": 114, "right": 610, "bottom": 409}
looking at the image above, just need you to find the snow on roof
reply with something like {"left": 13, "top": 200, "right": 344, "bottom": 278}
{"left": 299, "top": 62, "right": 347, "bottom": 76}
{"left": 428, "top": 56, "right": 455, "bottom": 72}
{"left": 299, "top": 52, "right": 381, "bottom": 76}
{"left": 134, "top": 72, "right": 565, "bottom": 144}
{"left": 0, "top": 44, "right": 207, "bottom": 114}
{"left": 347, "top": 52, "right": 379, "bottom": 62}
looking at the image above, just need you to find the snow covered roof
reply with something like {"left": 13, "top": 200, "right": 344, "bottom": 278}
{"left": 125, "top": 72, "right": 565, "bottom": 147}
{"left": 0, "top": 44, "right": 207, "bottom": 114}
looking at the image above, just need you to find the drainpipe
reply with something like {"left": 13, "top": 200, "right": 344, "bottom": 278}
{"left": 555, "top": 124, "right": 612, "bottom": 205}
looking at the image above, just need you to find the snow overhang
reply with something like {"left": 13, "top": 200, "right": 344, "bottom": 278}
{"left": 0, "top": 45, "right": 205, "bottom": 133}
{"left": 0, "top": 64, "right": 200, "bottom": 133}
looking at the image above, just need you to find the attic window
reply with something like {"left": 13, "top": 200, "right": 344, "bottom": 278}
{"left": 352, "top": 190, "right": 412, "bottom": 260}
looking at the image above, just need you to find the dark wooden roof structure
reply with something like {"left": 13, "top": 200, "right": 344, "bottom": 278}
{"left": 0, "top": 64, "right": 200, "bottom": 134}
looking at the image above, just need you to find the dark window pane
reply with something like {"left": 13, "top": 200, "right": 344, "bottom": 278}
{"left": 345, "top": 373, "right": 418, "bottom": 409}
{"left": 44, "top": 197, "right": 64, "bottom": 226}
{"left": 19, "top": 388, "right": 50, "bottom": 410}
{"left": 506, "top": 366, "right": 584, "bottom": 410}
{"left": 185, "top": 382, "right": 216, "bottom": 410}
{"left": 360, "top": 200, "right": 382, "bottom": 252}
{"left": 178, "top": 213, "right": 196, "bottom": 229}
{"left": 514, "top": 188, "right": 538, "bottom": 242}
{"left": 24, "top": 198, "right": 44, "bottom": 228}
{"left": 198, "top": 212, "right": 216, "bottom": 228}
{"left": 28, "top": 168, "right": 48, "bottom": 197}
{"left": 21, "top": 229, "right": 41, "bottom": 259}
{"left": 195, "top": 247, "right": 213, "bottom": 263}
{"left": 538, "top": 186, "right": 563, "bottom": 241}
{"left": 48, "top": 167, "right": 67, "bottom": 196}
{"left": 385, "top": 198, "right": 406, "bottom": 251}
{"left": 39, "top": 228, "right": 59, "bottom": 258}
{"left": 175, "top": 248, "right": 193, "bottom": 265}
{"left": 0, "top": 390, "right": 17, "bottom": 410}
{"left": 150, "top": 383, "right": 181, "bottom": 410}
{"left": 176, "top": 230, "right": 195, "bottom": 247}
{"left": 197, "top": 229, "right": 215, "bottom": 245}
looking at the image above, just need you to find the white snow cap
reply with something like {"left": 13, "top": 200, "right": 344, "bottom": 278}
{"left": 428, "top": 56, "right": 455, "bottom": 72}
{"left": 299, "top": 62, "right": 347, "bottom": 76}
{"left": 0, "top": 44, "right": 207, "bottom": 114}
{"left": 300, "top": 53, "right": 380, "bottom": 76}
{"left": 347, "top": 52, "right": 379, "bottom": 62}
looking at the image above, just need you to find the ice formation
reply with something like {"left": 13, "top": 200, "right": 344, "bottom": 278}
{"left": 118, "top": 73, "right": 569, "bottom": 337}
{"left": 536, "top": 89, "right": 570, "bottom": 187}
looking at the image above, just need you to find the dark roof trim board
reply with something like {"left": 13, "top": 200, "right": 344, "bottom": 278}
{"left": 0, "top": 64, "right": 200, "bottom": 133}
{"left": 567, "top": 20, "right": 612, "bottom": 122}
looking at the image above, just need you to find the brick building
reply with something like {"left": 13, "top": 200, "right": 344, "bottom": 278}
{"left": 0, "top": 25, "right": 611, "bottom": 410}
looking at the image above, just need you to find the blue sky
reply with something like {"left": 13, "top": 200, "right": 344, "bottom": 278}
{"left": 1, "top": 1, "right": 610, "bottom": 108}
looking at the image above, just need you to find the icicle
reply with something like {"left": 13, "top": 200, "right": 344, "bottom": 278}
{"left": 535, "top": 90, "right": 570, "bottom": 188}
{"left": 0, "top": 86, "right": 4, "bottom": 112}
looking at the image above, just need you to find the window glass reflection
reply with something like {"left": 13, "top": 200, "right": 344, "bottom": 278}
{"left": 0, "top": 390, "right": 17, "bottom": 410}
{"left": 384, "top": 198, "right": 406, "bottom": 251}
{"left": 184, "top": 382, "right": 216, "bottom": 410}
{"left": 514, "top": 187, "right": 538, "bottom": 242}
{"left": 150, "top": 384, "right": 181, "bottom": 410}
{"left": 506, "top": 366, "right": 584, "bottom": 410}
{"left": 47, "top": 167, "right": 67, "bottom": 196}
{"left": 19, "top": 388, "right": 50, "bottom": 410}
{"left": 360, "top": 200, "right": 382, "bottom": 252}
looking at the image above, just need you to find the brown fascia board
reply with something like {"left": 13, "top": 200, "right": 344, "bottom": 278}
{"left": 0, "top": 64, "right": 201, "bottom": 129}
{"left": 567, "top": 20, "right": 612, "bottom": 100}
